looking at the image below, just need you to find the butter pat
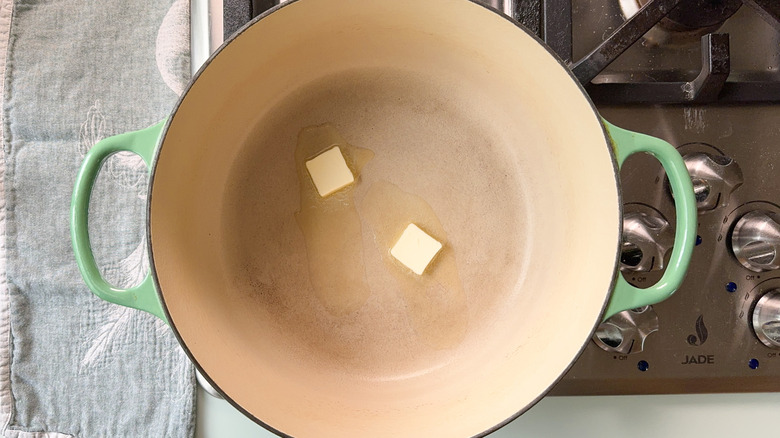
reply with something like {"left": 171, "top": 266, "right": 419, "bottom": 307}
{"left": 390, "top": 224, "right": 443, "bottom": 275}
{"left": 305, "top": 146, "right": 355, "bottom": 197}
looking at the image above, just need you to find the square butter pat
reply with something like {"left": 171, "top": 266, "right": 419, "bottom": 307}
{"left": 305, "top": 146, "right": 355, "bottom": 197}
{"left": 390, "top": 224, "right": 443, "bottom": 275}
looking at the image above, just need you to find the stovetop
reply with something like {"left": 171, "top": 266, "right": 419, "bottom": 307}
{"left": 207, "top": 0, "right": 780, "bottom": 397}
{"left": 549, "top": 0, "right": 780, "bottom": 395}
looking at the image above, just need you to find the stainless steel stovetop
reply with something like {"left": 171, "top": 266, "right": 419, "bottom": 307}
{"left": 553, "top": 0, "right": 780, "bottom": 395}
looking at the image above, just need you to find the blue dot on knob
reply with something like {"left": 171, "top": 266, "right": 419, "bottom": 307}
{"left": 749, "top": 358, "right": 759, "bottom": 370}
{"left": 696, "top": 235, "right": 702, "bottom": 246}
{"left": 637, "top": 360, "right": 649, "bottom": 372}
{"left": 726, "top": 282, "right": 737, "bottom": 293}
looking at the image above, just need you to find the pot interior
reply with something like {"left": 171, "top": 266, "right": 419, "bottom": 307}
{"left": 150, "top": 0, "right": 620, "bottom": 436}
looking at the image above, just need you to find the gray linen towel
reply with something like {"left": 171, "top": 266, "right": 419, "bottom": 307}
{"left": 0, "top": 0, "right": 195, "bottom": 436}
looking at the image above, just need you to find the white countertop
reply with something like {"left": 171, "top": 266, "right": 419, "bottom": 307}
{"left": 196, "top": 387, "right": 780, "bottom": 437}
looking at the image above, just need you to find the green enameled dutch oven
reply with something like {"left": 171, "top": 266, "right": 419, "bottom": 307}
{"left": 71, "top": 0, "right": 697, "bottom": 436}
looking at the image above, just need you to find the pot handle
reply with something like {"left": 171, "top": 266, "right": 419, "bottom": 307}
{"left": 70, "top": 120, "right": 167, "bottom": 321}
{"left": 602, "top": 119, "right": 697, "bottom": 320}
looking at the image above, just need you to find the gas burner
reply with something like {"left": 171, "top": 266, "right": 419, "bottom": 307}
{"left": 646, "top": 0, "right": 742, "bottom": 31}
{"left": 620, "top": 0, "right": 742, "bottom": 44}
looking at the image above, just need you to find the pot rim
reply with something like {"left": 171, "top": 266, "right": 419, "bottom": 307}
{"left": 146, "top": 1, "right": 623, "bottom": 436}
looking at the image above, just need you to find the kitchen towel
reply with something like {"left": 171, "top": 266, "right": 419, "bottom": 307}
{"left": 0, "top": 0, "right": 195, "bottom": 437}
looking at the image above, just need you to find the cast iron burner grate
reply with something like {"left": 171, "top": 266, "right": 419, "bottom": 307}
{"left": 552, "top": 0, "right": 780, "bottom": 103}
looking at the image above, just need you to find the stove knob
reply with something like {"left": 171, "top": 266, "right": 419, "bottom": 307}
{"left": 620, "top": 210, "right": 674, "bottom": 272}
{"left": 683, "top": 152, "right": 743, "bottom": 212}
{"left": 753, "top": 290, "right": 780, "bottom": 349}
{"left": 731, "top": 211, "right": 780, "bottom": 272}
{"left": 593, "top": 306, "right": 659, "bottom": 354}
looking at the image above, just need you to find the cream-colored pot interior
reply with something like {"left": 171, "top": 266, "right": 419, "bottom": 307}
{"left": 150, "top": 0, "right": 621, "bottom": 436}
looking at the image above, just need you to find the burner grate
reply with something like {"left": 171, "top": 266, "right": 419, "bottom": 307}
{"left": 543, "top": 0, "right": 780, "bottom": 104}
